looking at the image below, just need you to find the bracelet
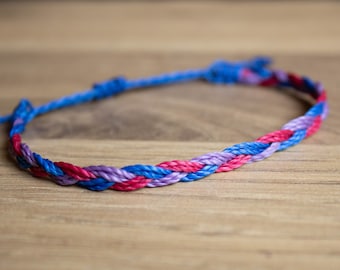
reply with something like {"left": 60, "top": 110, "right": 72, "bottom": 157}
{"left": 0, "top": 57, "right": 328, "bottom": 192}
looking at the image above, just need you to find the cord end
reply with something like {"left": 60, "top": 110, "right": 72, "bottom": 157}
{"left": 0, "top": 114, "right": 12, "bottom": 125}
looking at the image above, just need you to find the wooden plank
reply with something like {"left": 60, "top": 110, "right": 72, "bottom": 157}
{"left": 1, "top": 140, "right": 340, "bottom": 270}
{"left": 0, "top": 1, "right": 339, "bottom": 54}
{"left": 0, "top": 1, "right": 340, "bottom": 270}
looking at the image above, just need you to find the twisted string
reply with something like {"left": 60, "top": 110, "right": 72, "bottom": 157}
{"left": 0, "top": 57, "right": 328, "bottom": 191}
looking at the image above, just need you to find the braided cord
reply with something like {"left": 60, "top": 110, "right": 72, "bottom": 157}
{"left": 0, "top": 57, "right": 328, "bottom": 191}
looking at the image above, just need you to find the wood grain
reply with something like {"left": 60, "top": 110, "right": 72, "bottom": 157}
{"left": 0, "top": 1, "right": 339, "bottom": 54}
{"left": 0, "top": 1, "right": 340, "bottom": 270}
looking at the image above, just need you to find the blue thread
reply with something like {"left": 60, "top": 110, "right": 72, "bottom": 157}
{"left": 306, "top": 102, "right": 324, "bottom": 117}
{"left": 33, "top": 153, "right": 64, "bottom": 177}
{"left": 93, "top": 76, "right": 127, "bottom": 99}
{"left": 302, "top": 77, "right": 316, "bottom": 92}
{"left": 17, "top": 156, "right": 31, "bottom": 170}
{"left": 9, "top": 99, "right": 34, "bottom": 137}
{"left": 123, "top": 164, "right": 173, "bottom": 179}
{"left": 224, "top": 142, "right": 270, "bottom": 155}
{"left": 278, "top": 129, "right": 307, "bottom": 151}
{"left": 181, "top": 165, "right": 218, "bottom": 182}
{"left": 1, "top": 57, "right": 271, "bottom": 127}
{"left": 204, "top": 57, "right": 271, "bottom": 85}
{"left": 77, "top": 178, "right": 114, "bottom": 191}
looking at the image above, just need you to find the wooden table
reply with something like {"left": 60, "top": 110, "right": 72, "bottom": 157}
{"left": 1, "top": 1, "right": 339, "bottom": 269}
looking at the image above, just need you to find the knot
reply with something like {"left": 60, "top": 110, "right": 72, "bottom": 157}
{"left": 8, "top": 99, "right": 35, "bottom": 136}
{"left": 204, "top": 60, "right": 241, "bottom": 84}
{"left": 204, "top": 56, "right": 272, "bottom": 85}
{"left": 0, "top": 99, "right": 34, "bottom": 125}
{"left": 13, "top": 99, "right": 34, "bottom": 118}
{"left": 93, "top": 76, "right": 127, "bottom": 99}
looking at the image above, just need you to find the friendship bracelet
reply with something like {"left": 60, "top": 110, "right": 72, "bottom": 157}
{"left": 0, "top": 57, "right": 328, "bottom": 191}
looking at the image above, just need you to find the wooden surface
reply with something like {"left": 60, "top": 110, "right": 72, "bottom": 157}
{"left": 1, "top": 1, "right": 340, "bottom": 270}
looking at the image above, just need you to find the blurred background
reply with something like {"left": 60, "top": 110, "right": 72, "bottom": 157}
{"left": 1, "top": 0, "right": 339, "bottom": 55}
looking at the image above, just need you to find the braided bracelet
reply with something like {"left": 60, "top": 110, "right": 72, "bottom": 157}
{"left": 0, "top": 57, "right": 328, "bottom": 191}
